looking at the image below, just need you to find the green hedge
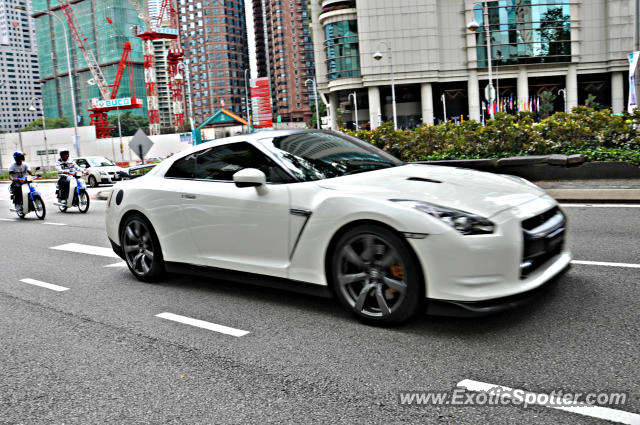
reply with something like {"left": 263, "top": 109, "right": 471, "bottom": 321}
{"left": 344, "top": 107, "right": 640, "bottom": 166}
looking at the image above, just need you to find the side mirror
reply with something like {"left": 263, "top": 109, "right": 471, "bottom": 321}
{"left": 80, "top": 164, "right": 87, "bottom": 168}
{"left": 233, "top": 168, "right": 266, "bottom": 188}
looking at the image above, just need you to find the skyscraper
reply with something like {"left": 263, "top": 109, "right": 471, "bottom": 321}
{"left": 0, "top": 0, "right": 42, "bottom": 133}
{"left": 253, "top": 0, "right": 315, "bottom": 123}
{"left": 32, "top": 0, "right": 147, "bottom": 126}
{"left": 179, "top": 0, "right": 250, "bottom": 124}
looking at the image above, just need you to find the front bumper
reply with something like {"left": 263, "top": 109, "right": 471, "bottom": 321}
{"left": 425, "top": 259, "right": 571, "bottom": 317}
{"left": 407, "top": 195, "right": 571, "bottom": 305}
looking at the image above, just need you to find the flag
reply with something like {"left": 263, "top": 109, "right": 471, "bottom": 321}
{"left": 510, "top": 95, "right": 513, "bottom": 111}
{"left": 106, "top": 17, "right": 112, "bottom": 24}
{"left": 536, "top": 97, "right": 540, "bottom": 112}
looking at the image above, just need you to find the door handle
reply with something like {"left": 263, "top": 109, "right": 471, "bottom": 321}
{"left": 181, "top": 194, "right": 196, "bottom": 199}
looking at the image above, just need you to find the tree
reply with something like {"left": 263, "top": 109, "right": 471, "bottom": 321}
{"left": 307, "top": 101, "right": 327, "bottom": 129}
{"left": 108, "top": 111, "right": 149, "bottom": 137}
{"left": 539, "top": 91, "right": 557, "bottom": 118}
{"left": 585, "top": 93, "right": 605, "bottom": 111}
{"left": 21, "top": 116, "right": 71, "bottom": 132}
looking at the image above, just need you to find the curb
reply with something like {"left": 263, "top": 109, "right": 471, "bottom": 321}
{"left": 545, "top": 189, "right": 640, "bottom": 202}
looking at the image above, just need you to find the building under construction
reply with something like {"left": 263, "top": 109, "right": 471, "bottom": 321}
{"left": 33, "top": 0, "right": 147, "bottom": 127}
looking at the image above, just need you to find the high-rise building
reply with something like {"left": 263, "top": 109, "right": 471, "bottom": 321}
{"left": 253, "top": 0, "right": 315, "bottom": 123}
{"left": 32, "top": 0, "right": 147, "bottom": 126}
{"left": 310, "top": 0, "right": 634, "bottom": 130}
{"left": 148, "top": 0, "right": 162, "bottom": 20}
{"left": 0, "top": 0, "right": 42, "bottom": 133}
{"left": 153, "top": 39, "right": 174, "bottom": 129}
{"left": 178, "top": 0, "right": 250, "bottom": 124}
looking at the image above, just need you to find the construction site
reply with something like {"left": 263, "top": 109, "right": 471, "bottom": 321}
{"left": 32, "top": 0, "right": 186, "bottom": 139}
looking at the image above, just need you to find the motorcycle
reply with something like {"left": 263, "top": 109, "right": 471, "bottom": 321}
{"left": 54, "top": 171, "right": 90, "bottom": 213}
{"left": 10, "top": 170, "right": 46, "bottom": 220}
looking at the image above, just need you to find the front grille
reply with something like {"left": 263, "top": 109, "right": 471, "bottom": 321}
{"left": 520, "top": 207, "right": 566, "bottom": 279}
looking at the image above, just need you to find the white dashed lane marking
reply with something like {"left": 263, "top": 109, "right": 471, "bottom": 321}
{"left": 156, "top": 312, "right": 250, "bottom": 337}
{"left": 571, "top": 260, "right": 640, "bottom": 269}
{"left": 457, "top": 379, "right": 640, "bottom": 425}
{"left": 50, "top": 243, "right": 120, "bottom": 258}
{"left": 42, "top": 222, "right": 67, "bottom": 226}
{"left": 20, "top": 278, "right": 69, "bottom": 292}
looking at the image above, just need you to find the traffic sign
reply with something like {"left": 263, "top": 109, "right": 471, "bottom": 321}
{"left": 129, "top": 129, "right": 154, "bottom": 163}
{"left": 484, "top": 84, "right": 496, "bottom": 103}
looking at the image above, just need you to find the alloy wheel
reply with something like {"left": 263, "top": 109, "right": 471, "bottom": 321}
{"left": 123, "top": 219, "right": 155, "bottom": 276}
{"left": 336, "top": 233, "right": 408, "bottom": 319}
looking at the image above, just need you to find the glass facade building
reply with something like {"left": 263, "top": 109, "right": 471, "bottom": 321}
{"left": 474, "top": 0, "right": 571, "bottom": 66}
{"left": 324, "top": 20, "right": 360, "bottom": 80}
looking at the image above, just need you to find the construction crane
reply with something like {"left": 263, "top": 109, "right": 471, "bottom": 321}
{"left": 127, "top": 0, "right": 184, "bottom": 134}
{"left": 58, "top": 1, "right": 142, "bottom": 138}
{"left": 87, "top": 41, "right": 144, "bottom": 138}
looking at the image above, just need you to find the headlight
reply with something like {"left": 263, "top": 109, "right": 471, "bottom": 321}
{"left": 99, "top": 171, "right": 108, "bottom": 176}
{"left": 391, "top": 200, "right": 495, "bottom": 235}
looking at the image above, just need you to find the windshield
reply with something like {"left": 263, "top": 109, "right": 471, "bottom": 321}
{"left": 87, "top": 157, "right": 115, "bottom": 167}
{"left": 258, "top": 132, "right": 401, "bottom": 182}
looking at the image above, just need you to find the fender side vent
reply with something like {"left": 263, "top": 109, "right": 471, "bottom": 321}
{"left": 407, "top": 177, "right": 442, "bottom": 184}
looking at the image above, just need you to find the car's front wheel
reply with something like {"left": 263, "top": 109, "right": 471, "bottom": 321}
{"left": 331, "top": 224, "right": 423, "bottom": 325}
{"left": 120, "top": 214, "right": 164, "bottom": 282}
{"left": 88, "top": 175, "right": 98, "bottom": 188}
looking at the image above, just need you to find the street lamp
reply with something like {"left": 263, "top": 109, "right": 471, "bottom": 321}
{"left": 373, "top": 41, "right": 398, "bottom": 130}
{"left": 348, "top": 91, "right": 359, "bottom": 131}
{"left": 28, "top": 97, "right": 51, "bottom": 171}
{"left": 467, "top": 1, "right": 495, "bottom": 119}
{"left": 243, "top": 69, "right": 252, "bottom": 131}
{"left": 558, "top": 88, "right": 568, "bottom": 113}
{"left": 177, "top": 62, "right": 195, "bottom": 144}
{"left": 304, "top": 78, "right": 320, "bottom": 129}
{"left": 25, "top": 7, "right": 80, "bottom": 154}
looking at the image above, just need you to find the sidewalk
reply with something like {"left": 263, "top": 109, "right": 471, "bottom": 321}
{"left": 535, "top": 179, "right": 640, "bottom": 202}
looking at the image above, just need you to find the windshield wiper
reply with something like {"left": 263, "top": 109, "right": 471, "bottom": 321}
{"left": 343, "top": 163, "right": 394, "bottom": 175}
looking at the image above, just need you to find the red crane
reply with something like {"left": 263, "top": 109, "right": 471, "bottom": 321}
{"left": 87, "top": 41, "right": 143, "bottom": 138}
{"left": 58, "top": 1, "right": 142, "bottom": 138}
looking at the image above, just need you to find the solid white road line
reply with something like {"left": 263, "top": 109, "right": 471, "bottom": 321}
{"left": 0, "top": 218, "right": 16, "bottom": 221}
{"left": 560, "top": 203, "right": 640, "bottom": 208}
{"left": 572, "top": 260, "right": 640, "bottom": 269}
{"left": 457, "top": 379, "right": 640, "bottom": 425}
{"left": 155, "top": 312, "right": 250, "bottom": 337}
{"left": 20, "top": 278, "right": 69, "bottom": 292}
{"left": 42, "top": 222, "right": 67, "bottom": 226}
{"left": 104, "top": 261, "right": 127, "bottom": 268}
{"left": 50, "top": 243, "right": 119, "bottom": 258}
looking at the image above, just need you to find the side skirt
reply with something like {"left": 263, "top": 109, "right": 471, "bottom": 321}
{"left": 164, "top": 262, "right": 334, "bottom": 299}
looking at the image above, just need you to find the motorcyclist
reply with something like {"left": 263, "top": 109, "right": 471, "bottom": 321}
{"left": 55, "top": 147, "right": 82, "bottom": 204}
{"left": 8, "top": 151, "right": 32, "bottom": 213}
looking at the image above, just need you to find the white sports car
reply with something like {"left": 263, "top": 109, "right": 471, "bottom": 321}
{"left": 106, "top": 130, "right": 571, "bottom": 324}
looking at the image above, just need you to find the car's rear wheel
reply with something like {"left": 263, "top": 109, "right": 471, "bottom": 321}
{"left": 331, "top": 224, "right": 422, "bottom": 325}
{"left": 120, "top": 214, "right": 164, "bottom": 282}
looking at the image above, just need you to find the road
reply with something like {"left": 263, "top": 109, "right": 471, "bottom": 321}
{"left": 0, "top": 188, "right": 638, "bottom": 424}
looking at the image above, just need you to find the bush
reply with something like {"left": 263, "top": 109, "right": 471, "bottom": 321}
{"left": 343, "top": 108, "right": 640, "bottom": 165}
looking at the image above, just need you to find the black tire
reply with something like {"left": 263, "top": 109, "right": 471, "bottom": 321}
{"left": 120, "top": 214, "right": 165, "bottom": 282}
{"left": 16, "top": 206, "right": 25, "bottom": 219}
{"left": 33, "top": 196, "right": 46, "bottom": 220}
{"left": 78, "top": 190, "right": 90, "bottom": 213}
{"left": 58, "top": 203, "right": 68, "bottom": 213}
{"left": 330, "top": 224, "right": 423, "bottom": 325}
{"left": 88, "top": 175, "right": 98, "bottom": 188}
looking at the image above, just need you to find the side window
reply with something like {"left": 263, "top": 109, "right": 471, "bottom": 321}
{"left": 76, "top": 159, "right": 88, "bottom": 168}
{"left": 165, "top": 153, "right": 196, "bottom": 179}
{"left": 194, "top": 142, "right": 291, "bottom": 183}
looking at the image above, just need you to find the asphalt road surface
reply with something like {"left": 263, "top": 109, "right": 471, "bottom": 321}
{"left": 0, "top": 187, "right": 638, "bottom": 424}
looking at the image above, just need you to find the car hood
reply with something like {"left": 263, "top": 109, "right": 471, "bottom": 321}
{"left": 316, "top": 164, "right": 547, "bottom": 218}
